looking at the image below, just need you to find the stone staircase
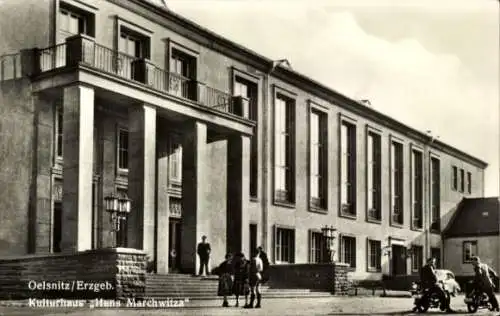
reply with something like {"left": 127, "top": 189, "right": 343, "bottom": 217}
{"left": 145, "top": 273, "right": 333, "bottom": 300}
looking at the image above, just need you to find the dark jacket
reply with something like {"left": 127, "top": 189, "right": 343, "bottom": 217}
{"left": 420, "top": 264, "right": 438, "bottom": 288}
{"left": 197, "top": 242, "right": 211, "bottom": 259}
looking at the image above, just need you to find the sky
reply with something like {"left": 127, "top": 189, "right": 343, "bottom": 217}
{"left": 167, "top": 0, "right": 500, "bottom": 197}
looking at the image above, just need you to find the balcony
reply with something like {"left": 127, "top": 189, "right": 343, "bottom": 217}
{"left": 3, "top": 34, "right": 250, "bottom": 120}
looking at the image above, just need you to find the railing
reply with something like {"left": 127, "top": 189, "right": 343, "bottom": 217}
{"left": 18, "top": 34, "right": 252, "bottom": 119}
{"left": 0, "top": 53, "right": 22, "bottom": 81}
{"left": 39, "top": 43, "right": 66, "bottom": 72}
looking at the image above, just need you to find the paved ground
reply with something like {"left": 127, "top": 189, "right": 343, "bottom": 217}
{"left": 1, "top": 295, "right": 499, "bottom": 316}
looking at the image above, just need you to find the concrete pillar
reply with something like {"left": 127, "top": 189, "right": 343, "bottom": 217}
{"left": 100, "top": 113, "right": 116, "bottom": 248}
{"left": 156, "top": 126, "right": 170, "bottom": 274}
{"left": 181, "top": 121, "right": 209, "bottom": 274}
{"left": 33, "top": 94, "right": 54, "bottom": 253}
{"left": 127, "top": 104, "right": 156, "bottom": 260}
{"left": 60, "top": 85, "right": 94, "bottom": 253}
{"left": 227, "top": 134, "right": 251, "bottom": 256}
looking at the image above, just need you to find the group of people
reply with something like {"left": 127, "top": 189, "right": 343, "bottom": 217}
{"left": 209, "top": 247, "right": 270, "bottom": 308}
{"left": 420, "top": 255, "right": 499, "bottom": 313}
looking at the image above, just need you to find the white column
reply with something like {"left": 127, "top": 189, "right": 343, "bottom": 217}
{"left": 61, "top": 84, "right": 94, "bottom": 252}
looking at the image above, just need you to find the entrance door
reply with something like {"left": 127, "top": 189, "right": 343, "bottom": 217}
{"left": 52, "top": 202, "right": 62, "bottom": 253}
{"left": 392, "top": 245, "right": 407, "bottom": 275}
{"left": 249, "top": 224, "right": 257, "bottom": 255}
{"left": 169, "top": 218, "right": 182, "bottom": 272}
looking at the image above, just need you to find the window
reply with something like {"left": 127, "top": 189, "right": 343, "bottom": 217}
{"left": 117, "top": 129, "right": 129, "bottom": 172}
{"left": 452, "top": 166, "right": 458, "bottom": 191}
{"left": 340, "top": 121, "right": 356, "bottom": 216}
{"left": 431, "top": 247, "right": 441, "bottom": 268}
{"left": 58, "top": 3, "right": 95, "bottom": 41}
{"left": 340, "top": 235, "right": 356, "bottom": 268}
{"left": 460, "top": 169, "right": 465, "bottom": 193}
{"left": 412, "top": 150, "right": 423, "bottom": 229}
{"left": 367, "top": 239, "right": 381, "bottom": 272}
{"left": 367, "top": 131, "right": 381, "bottom": 220}
{"left": 430, "top": 157, "right": 440, "bottom": 232}
{"left": 391, "top": 141, "right": 404, "bottom": 225}
{"left": 54, "top": 104, "right": 63, "bottom": 160}
{"left": 309, "top": 231, "right": 324, "bottom": 263}
{"left": 170, "top": 49, "right": 197, "bottom": 100}
{"left": 275, "top": 227, "right": 295, "bottom": 263}
{"left": 274, "top": 94, "right": 295, "bottom": 204}
{"left": 310, "top": 110, "right": 327, "bottom": 209}
{"left": 411, "top": 245, "right": 423, "bottom": 272}
{"left": 463, "top": 241, "right": 477, "bottom": 263}
{"left": 118, "top": 27, "right": 150, "bottom": 80}
{"left": 169, "top": 134, "right": 182, "bottom": 184}
{"left": 234, "top": 76, "right": 258, "bottom": 198}
{"left": 467, "top": 172, "right": 472, "bottom": 194}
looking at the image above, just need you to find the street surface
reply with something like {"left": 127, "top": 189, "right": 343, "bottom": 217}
{"left": 1, "top": 295, "right": 500, "bottom": 315}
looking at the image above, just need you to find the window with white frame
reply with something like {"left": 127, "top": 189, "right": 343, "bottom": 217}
{"left": 309, "top": 231, "right": 324, "bottom": 263}
{"left": 274, "top": 94, "right": 295, "bottom": 204}
{"left": 430, "top": 157, "right": 441, "bottom": 231}
{"left": 367, "top": 131, "right": 381, "bottom": 220}
{"left": 275, "top": 227, "right": 295, "bottom": 263}
{"left": 340, "top": 121, "right": 356, "bottom": 215}
{"left": 340, "top": 235, "right": 356, "bottom": 268}
{"left": 411, "top": 245, "right": 423, "bottom": 272}
{"left": 117, "top": 128, "right": 129, "bottom": 172}
{"left": 310, "top": 110, "right": 327, "bottom": 209}
{"left": 169, "top": 135, "right": 182, "bottom": 184}
{"left": 55, "top": 104, "right": 64, "bottom": 160}
{"left": 463, "top": 241, "right": 477, "bottom": 263}
{"left": 391, "top": 141, "right": 404, "bottom": 225}
{"left": 367, "top": 239, "right": 381, "bottom": 272}
{"left": 58, "top": 3, "right": 95, "bottom": 39}
{"left": 412, "top": 150, "right": 423, "bottom": 229}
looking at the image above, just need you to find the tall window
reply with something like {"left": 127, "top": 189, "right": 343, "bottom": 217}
{"left": 117, "top": 129, "right": 129, "bottom": 172}
{"left": 340, "top": 121, "right": 356, "bottom": 215}
{"left": 430, "top": 157, "right": 441, "bottom": 232}
{"left": 275, "top": 227, "right": 295, "bottom": 263}
{"left": 274, "top": 94, "right": 295, "bottom": 204}
{"left": 452, "top": 166, "right": 458, "bottom": 191}
{"left": 412, "top": 150, "right": 423, "bottom": 229}
{"left": 309, "top": 231, "right": 324, "bottom": 263}
{"left": 367, "top": 239, "right": 381, "bottom": 272}
{"left": 55, "top": 104, "right": 63, "bottom": 160}
{"left": 463, "top": 241, "right": 477, "bottom": 263}
{"left": 460, "top": 169, "right": 465, "bottom": 193}
{"left": 340, "top": 235, "right": 356, "bottom": 268}
{"left": 391, "top": 141, "right": 404, "bottom": 225}
{"left": 411, "top": 245, "right": 423, "bottom": 272}
{"left": 169, "top": 135, "right": 182, "bottom": 184}
{"left": 59, "top": 4, "right": 95, "bottom": 38}
{"left": 467, "top": 172, "right": 472, "bottom": 194}
{"left": 310, "top": 110, "right": 327, "bottom": 209}
{"left": 367, "top": 131, "right": 381, "bottom": 220}
{"left": 170, "top": 49, "right": 196, "bottom": 100}
{"left": 234, "top": 77, "right": 258, "bottom": 198}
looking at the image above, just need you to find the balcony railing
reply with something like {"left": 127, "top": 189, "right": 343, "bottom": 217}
{"left": 13, "top": 34, "right": 250, "bottom": 119}
{"left": 0, "top": 53, "right": 22, "bottom": 81}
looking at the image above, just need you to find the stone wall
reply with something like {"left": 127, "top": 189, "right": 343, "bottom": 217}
{"left": 0, "top": 248, "right": 146, "bottom": 300}
{"left": 267, "top": 263, "right": 350, "bottom": 294}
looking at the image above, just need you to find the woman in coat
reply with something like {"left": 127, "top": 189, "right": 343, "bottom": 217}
{"left": 215, "top": 253, "right": 234, "bottom": 307}
{"left": 232, "top": 252, "right": 250, "bottom": 307}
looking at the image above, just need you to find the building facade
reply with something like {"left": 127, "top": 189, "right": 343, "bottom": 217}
{"left": 0, "top": 0, "right": 488, "bottom": 280}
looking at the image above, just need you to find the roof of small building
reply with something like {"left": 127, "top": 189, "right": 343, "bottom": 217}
{"left": 141, "top": 0, "right": 167, "bottom": 8}
{"left": 443, "top": 197, "right": 500, "bottom": 238}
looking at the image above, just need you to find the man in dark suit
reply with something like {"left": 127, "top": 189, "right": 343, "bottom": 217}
{"left": 420, "top": 257, "right": 454, "bottom": 313}
{"left": 197, "top": 235, "right": 211, "bottom": 276}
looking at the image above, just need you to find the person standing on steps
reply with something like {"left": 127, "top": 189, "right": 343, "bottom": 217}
{"left": 245, "top": 249, "right": 263, "bottom": 309}
{"left": 197, "top": 235, "right": 211, "bottom": 277}
{"left": 257, "top": 246, "right": 270, "bottom": 284}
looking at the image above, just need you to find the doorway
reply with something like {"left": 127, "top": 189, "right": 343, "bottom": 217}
{"left": 249, "top": 224, "right": 257, "bottom": 256}
{"left": 52, "top": 202, "right": 62, "bottom": 253}
{"left": 169, "top": 218, "right": 182, "bottom": 272}
{"left": 392, "top": 245, "right": 407, "bottom": 275}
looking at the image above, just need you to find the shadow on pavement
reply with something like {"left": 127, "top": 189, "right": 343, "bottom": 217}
{"left": 328, "top": 309, "right": 471, "bottom": 315}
